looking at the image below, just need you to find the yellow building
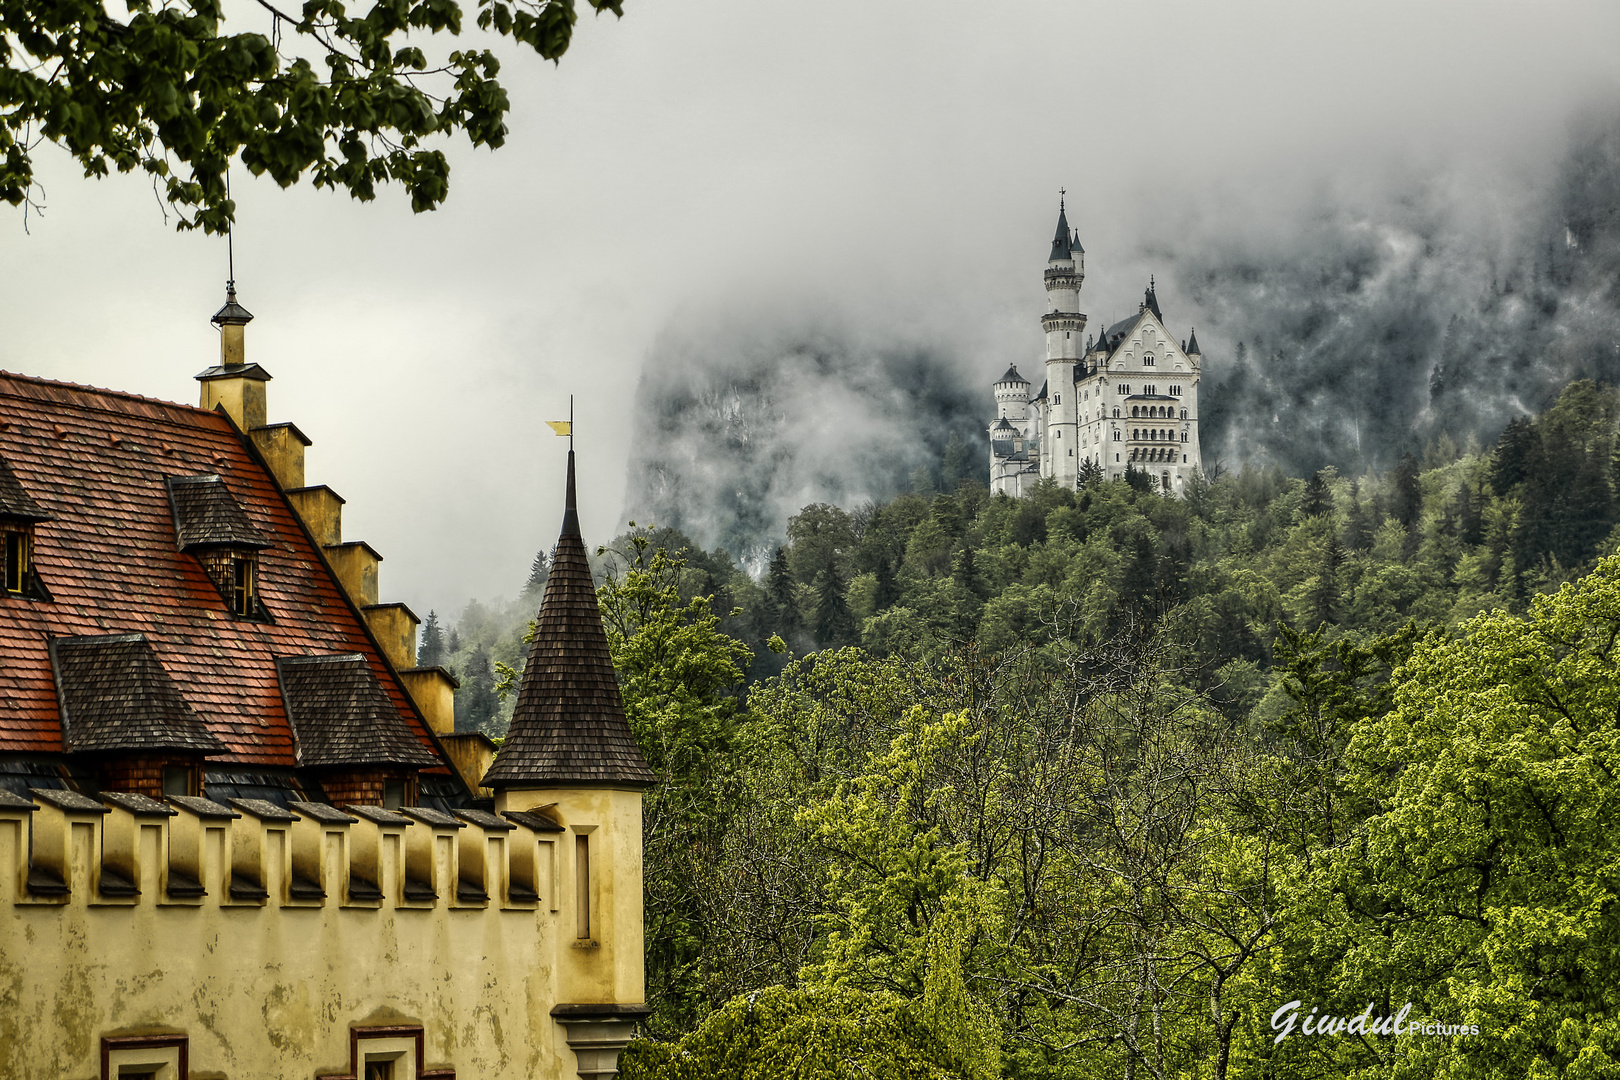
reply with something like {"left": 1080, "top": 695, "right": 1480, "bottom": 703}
{"left": 0, "top": 287, "right": 652, "bottom": 1079}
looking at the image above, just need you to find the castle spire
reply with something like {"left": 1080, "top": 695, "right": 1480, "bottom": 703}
{"left": 1144, "top": 276, "right": 1163, "bottom": 321}
{"left": 1186, "top": 326, "right": 1202, "bottom": 356}
{"left": 481, "top": 450, "right": 655, "bottom": 790}
{"left": 1050, "top": 191, "right": 1072, "bottom": 262}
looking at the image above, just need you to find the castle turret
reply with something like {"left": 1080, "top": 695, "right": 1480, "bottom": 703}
{"left": 993, "top": 365, "right": 1031, "bottom": 422}
{"left": 481, "top": 450, "right": 655, "bottom": 1075}
{"left": 1040, "top": 195, "right": 1086, "bottom": 488}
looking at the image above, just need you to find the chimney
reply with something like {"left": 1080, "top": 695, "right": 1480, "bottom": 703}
{"left": 197, "top": 282, "right": 269, "bottom": 431}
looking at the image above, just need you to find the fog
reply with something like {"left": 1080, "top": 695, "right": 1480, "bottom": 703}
{"left": 2, "top": 1, "right": 1617, "bottom": 610}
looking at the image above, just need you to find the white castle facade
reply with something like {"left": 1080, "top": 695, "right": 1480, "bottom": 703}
{"left": 990, "top": 199, "right": 1204, "bottom": 497}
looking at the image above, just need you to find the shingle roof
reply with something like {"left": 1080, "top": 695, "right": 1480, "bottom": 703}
{"left": 0, "top": 371, "right": 449, "bottom": 771}
{"left": 996, "top": 365, "right": 1029, "bottom": 386}
{"left": 276, "top": 654, "right": 441, "bottom": 768}
{"left": 483, "top": 452, "right": 656, "bottom": 790}
{"left": 166, "top": 475, "right": 272, "bottom": 550}
{"left": 49, "top": 633, "right": 227, "bottom": 754}
{"left": 0, "top": 456, "right": 52, "bottom": 522}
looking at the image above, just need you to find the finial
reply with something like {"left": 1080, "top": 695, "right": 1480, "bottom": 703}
{"left": 1150, "top": 274, "right": 1155, "bottom": 291}
{"left": 1059, "top": 187, "right": 1066, "bottom": 211}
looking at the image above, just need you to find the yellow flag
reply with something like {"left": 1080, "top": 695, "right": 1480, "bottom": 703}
{"left": 546, "top": 421, "right": 571, "bottom": 436}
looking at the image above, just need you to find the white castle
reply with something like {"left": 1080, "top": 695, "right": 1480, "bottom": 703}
{"left": 990, "top": 198, "right": 1203, "bottom": 497}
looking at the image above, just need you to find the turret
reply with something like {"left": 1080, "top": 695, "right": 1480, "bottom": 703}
{"left": 481, "top": 449, "right": 654, "bottom": 1074}
{"left": 993, "top": 365, "right": 1031, "bottom": 421}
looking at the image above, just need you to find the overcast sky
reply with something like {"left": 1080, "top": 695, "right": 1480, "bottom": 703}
{"left": 3, "top": 0, "right": 1618, "bottom": 618}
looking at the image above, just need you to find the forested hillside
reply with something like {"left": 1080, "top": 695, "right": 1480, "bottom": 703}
{"left": 598, "top": 377, "right": 1620, "bottom": 1078}
{"left": 428, "top": 377, "right": 1620, "bottom": 1077}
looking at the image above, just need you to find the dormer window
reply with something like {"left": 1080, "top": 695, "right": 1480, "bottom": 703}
{"left": 166, "top": 475, "right": 273, "bottom": 621}
{"left": 0, "top": 456, "right": 53, "bottom": 601}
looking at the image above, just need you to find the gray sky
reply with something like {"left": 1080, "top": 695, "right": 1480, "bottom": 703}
{"left": 3, "top": 0, "right": 1618, "bottom": 617}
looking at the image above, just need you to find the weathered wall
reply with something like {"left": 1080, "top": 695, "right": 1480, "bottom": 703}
{"left": 0, "top": 790, "right": 642, "bottom": 1079}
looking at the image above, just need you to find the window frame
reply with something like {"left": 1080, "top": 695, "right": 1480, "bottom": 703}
{"left": 101, "top": 1035, "right": 187, "bottom": 1080}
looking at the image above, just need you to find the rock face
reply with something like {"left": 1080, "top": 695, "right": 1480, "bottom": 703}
{"left": 623, "top": 313, "right": 987, "bottom": 572}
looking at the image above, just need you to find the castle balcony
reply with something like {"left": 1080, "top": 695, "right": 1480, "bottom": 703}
{"left": 1040, "top": 312, "right": 1087, "bottom": 334}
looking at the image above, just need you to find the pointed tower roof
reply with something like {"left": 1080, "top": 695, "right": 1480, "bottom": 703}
{"left": 1186, "top": 327, "right": 1202, "bottom": 355}
{"left": 1144, "top": 276, "right": 1163, "bottom": 321}
{"left": 1049, "top": 195, "right": 1072, "bottom": 262}
{"left": 997, "top": 364, "right": 1029, "bottom": 386}
{"left": 482, "top": 451, "right": 656, "bottom": 790}
{"left": 1072, "top": 228, "right": 1084, "bottom": 256}
{"left": 210, "top": 282, "right": 254, "bottom": 328}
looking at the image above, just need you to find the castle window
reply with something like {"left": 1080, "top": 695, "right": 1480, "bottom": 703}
{"left": 167, "top": 476, "right": 273, "bottom": 621}
{"left": 1113, "top": 408, "right": 1120, "bottom": 418}
{"left": 1182, "top": 432, "right": 1188, "bottom": 442}
{"left": 1145, "top": 353, "right": 1155, "bottom": 366}
{"left": 101, "top": 1035, "right": 187, "bottom": 1080}
{"left": 1181, "top": 409, "right": 1188, "bottom": 419}
{"left": 1054, "top": 394, "right": 1060, "bottom": 405}
{"left": 0, "top": 457, "right": 53, "bottom": 601}
{"left": 1131, "top": 407, "right": 1139, "bottom": 417}
{"left": 2, "top": 529, "right": 23, "bottom": 593}
{"left": 1114, "top": 431, "right": 1121, "bottom": 441}
{"left": 576, "top": 835, "right": 592, "bottom": 939}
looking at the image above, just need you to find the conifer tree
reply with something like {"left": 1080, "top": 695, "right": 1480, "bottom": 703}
{"left": 454, "top": 643, "right": 498, "bottom": 734}
{"left": 1392, "top": 452, "right": 1423, "bottom": 529}
{"left": 523, "top": 549, "right": 550, "bottom": 598}
{"left": 418, "top": 610, "right": 446, "bottom": 668}
{"left": 813, "top": 565, "right": 856, "bottom": 648}
{"left": 1302, "top": 470, "right": 1333, "bottom": 517}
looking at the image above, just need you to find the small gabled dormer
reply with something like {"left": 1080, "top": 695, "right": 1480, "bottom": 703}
{"left": 0, "top": 455, "right": 53, "bottom": 600}
{"left": 165, "top": 474, "right": 273, "bottom": 619}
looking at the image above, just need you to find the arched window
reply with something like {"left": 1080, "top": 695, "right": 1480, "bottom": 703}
{"left": 1113, "top": 407, "right": 1120, "bottom": 418}
{"left": 1180, "top": 408, "right": 1187, "bottom": 419}
{"left": 1114, "top": 430, "right": 1121, "bottom": 441}
{"left": 1131, "top": 406, "right": 1138, "bottom": 417}
{"left": 1181, "top": 432, "right": 1188, "bottom": 442}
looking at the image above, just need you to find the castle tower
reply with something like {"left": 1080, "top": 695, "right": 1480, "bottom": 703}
{"left": 481, "top": 450, "right": 655, "bottom": 1075}
{"left": 1041, "top": 196, "right": 1086, "bottom": 488}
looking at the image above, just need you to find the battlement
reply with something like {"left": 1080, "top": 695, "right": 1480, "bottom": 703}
{"left": 0, "top": 788, "right": 566, "bottom": 915}
{"left": 0, "top": 786, "right": 644, "bottom": 1079}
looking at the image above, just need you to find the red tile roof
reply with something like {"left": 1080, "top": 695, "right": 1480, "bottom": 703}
{"left": 0, "top": 371, "right": 448, "bottom": 771}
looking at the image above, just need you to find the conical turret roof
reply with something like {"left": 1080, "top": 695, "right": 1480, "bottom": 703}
{"left": 1186, "top": 327, "right": 1202, "bottom": 355}
{"left": 997, "top": 365, "right": 1029, "bottom": 385}
{"left": 1049, "top": 200, "right": 1072, "bottom": 262}
{"left": 481, "top": 451, "right": 656, "bottom": 790}
{"left": 1144, "top": 276, "right": 1163, "bottom": 321}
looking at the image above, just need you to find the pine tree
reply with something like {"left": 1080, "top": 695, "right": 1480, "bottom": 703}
{"left": 523, "top": 549, "right": 550, "bottom": 598}
{"left": 454, "top": 643, "right": 498, "bottom": 734}
{"left": 1308, "top": 534, "right": 1343, "bottom": 629}
{"left": 1078, "top": 457, "right": 1104, "bottom": 488}
{"left": 1393, "top": 453, "right": 1423, "bottom": 530}
{"left": 419, "top": 610, "right": 446, "bottom": 668}
{"left": 767, "top": 546, "right": 800, "bottom": 636}
{"left": 812, "top": 565, "right": 856, "bottom": 648}
{"left": 1302, "top": 471, "right": 1333, "bottom": 517}
{"left": 447, "top": 627, "right": 461, "bottom": 655}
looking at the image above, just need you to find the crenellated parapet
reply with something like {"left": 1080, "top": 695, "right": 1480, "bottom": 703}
{"left": 0, "top": 786, "right": 623, "bottom": 1079}
{"left": 0, "top": 788, "right": 566, "bottom": 914}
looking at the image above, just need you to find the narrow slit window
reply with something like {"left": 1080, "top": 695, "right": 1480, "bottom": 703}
{"left": 2, "top": 531, "right": 21, "bottom": 593}
{"left": 231, "top": 556, "right": 255, "bottom": 616}
{"left": 576, "top": 835, "right": 591, "bottom": 940}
